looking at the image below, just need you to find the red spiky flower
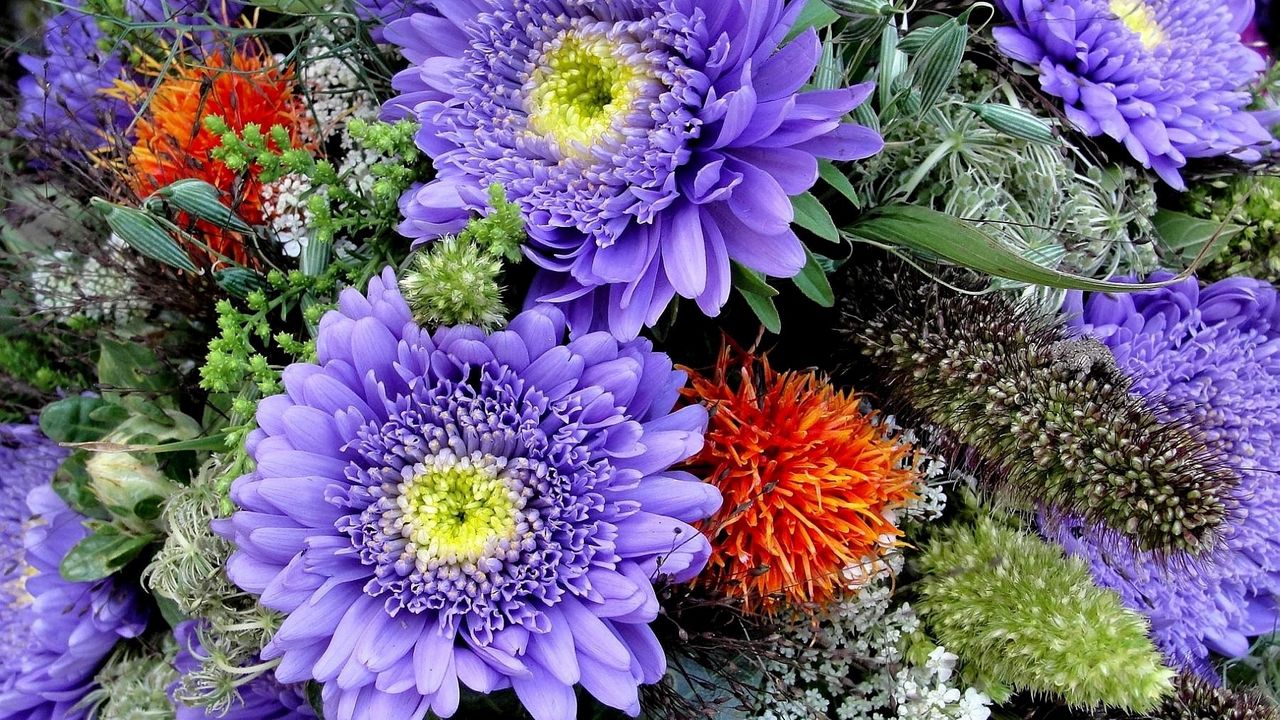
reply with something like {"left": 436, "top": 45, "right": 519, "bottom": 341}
{"left": 681, "top": 346, "right": 919, "bottom": 613}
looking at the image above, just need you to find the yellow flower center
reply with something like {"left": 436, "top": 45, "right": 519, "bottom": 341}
{"left": 527, "top": 33, "right": 649, "bottom": 156}
{"left": 398, "top": 455, "right": 520, "bottom": 567}
{"left": 1110, "top": 0, "right": 1164, "bottom": 49}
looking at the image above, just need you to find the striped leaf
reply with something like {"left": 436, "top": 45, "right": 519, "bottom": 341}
{"left": 907, "top": 16, "right": 968, "bottom": 113}
{"left": 897, "top": 25, "right": 938, "bottom": 54}
{"left": 966, "top": 103, "right": 1058, "bottom": 144}
{"left": 214, "top": 267, "right": 268, "bottom": 298}
{"left": 91, "top": 198, "right": 197, "bottom": 273}
{"left": 151, "top": 179, "right": 254, "bottom": 234}
{"left": 878, "top": 23, "right": 907, "bottom": 110}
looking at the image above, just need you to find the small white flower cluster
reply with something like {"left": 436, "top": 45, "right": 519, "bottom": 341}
{"left": 260, "top": 174, "right": 315, "bottom": 258}
{"left": 260, "top": 27, "right": 386, "bottom": 258}
{"left": 29, "top": 238, "right": 143, "bottom": 324}
{"left": 758, "top": 439, "right": 990, "bottom": 720}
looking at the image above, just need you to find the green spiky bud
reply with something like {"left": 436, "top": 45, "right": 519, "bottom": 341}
{"left": 88, "top": 643, "right": 178, "bottom": 720}
{"left": 839, "top": 261, "right": 1235, "bottom": 556}
{"left": 916, "top": 518, "right": 1173, "bottom": 712}
{"left": 399, "top": 238, "right": 506, "bottom": 330}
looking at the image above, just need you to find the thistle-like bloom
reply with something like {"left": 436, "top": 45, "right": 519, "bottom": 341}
{"left": 383, "top": 0, "right": 883, "bottom": 339}
{"left": 172, "top": 621, "right": 315, "bottom": 720}
{"left": 216, "top": 269, "right": 721, "bottom": 720}
{"left": 120, "top": 45, "right": 307, "bottom": 266}
{"left": 0, "top": 427, "right": 148, "bottom": 719}
{"left": 682, "top": 347, "right": 918, "bottom": 612}
{"left": 917, "top": 518, "right": 1172, "bottom": 712}
{"left": 992, "top": 0, "right": 1272, "bottom": 189}
{"left": 1054, "top": 274, "right": 1280, "bottom": 676}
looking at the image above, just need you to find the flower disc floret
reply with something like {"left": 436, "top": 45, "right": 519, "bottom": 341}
{"left": 217, "top": 268, "right": 722, "bottom": 720}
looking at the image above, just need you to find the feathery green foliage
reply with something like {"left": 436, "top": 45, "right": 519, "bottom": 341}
{"left": 87, "top": 642, "right": 179, "bottom": 720}
{"left": 144, "top": 456, "right": 283, "bottom": 715}
{"left": 842, "top": 262, "right": 1235, "bottom": 555}
{"left": 1185, "top": 174, "right": 1280, "bottom": 283}
{"left": 916, "top": 518, "right": 1173, "bottom": 712}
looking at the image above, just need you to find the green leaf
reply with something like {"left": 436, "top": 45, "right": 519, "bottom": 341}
{"left": 154, "top": 593, "right": 189, "bottom": 628}
{"left": 66, "top": 433, "right": 231, "bottom": 455}
{"left": 791, "top": 192, "right": 840, "bottom": 243}
{"left": 150, "top": 179, "right": 254, "bottom": 234}
{"left": 731, "top": 264, "right": 783, "bottom": 334}
{"left": 730, "top": 262, "right": 779, "bottom": 298}
{"left": 897, "top": 25, "right": 939, "bottom": 54}
{"left": 98, "top": 338, "right": 175, "bottom": 393}
{"left": 849, "top": 205, "right": 1205, "bottom": 292}
{"left": 1153, "top": 209, "right": 1242, "bottom": 265}
{"left": 786, "top": 0, "right": 841, "bottom": 41}
{"left": 59, "top": 524, "right": 153, "bottom": 583}
{"left": 793, "top": 249, "right": 836, "bottom": 307}
{"left": 40, "top": 396, "right": 125, "bottom": 444}
{"left": 214, "top": 267, "right": 269, "bottom": 299}
{"left": 741, "top": 290, "right": 782, "bottom": 335}
{"left": 907, "top": 15, "right": 968, "bottom": 112}
{"left": 966, "top": 103, "right": 1057, "bottom": 145}
{"left": 91, "top": 198, "right": 197, "bottom": 273}
{"left": 819, "top": 160, "right": 861, "bottom": 207}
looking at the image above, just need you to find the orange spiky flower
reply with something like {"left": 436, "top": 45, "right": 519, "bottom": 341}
{"left": 681, "top": 345, "right": 919, "bottom": 614}
{"left": 118, "top": 43, "right": 307, "bottom": 267}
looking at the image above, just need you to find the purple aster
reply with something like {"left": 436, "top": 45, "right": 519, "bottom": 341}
{"left": 18, "top": 0, "right": 134, "bottom": 156}
{"left": 1049, "top": 273, "right": 1280, "bottom": 678}
{"left": 992, "top": 0, "right": 1274, "bottom": 189}
{"left": 0, "top": 427, "right": 148, "bottom": 720}
{"left": 381, "top": 0, "right": 883, "bottom": 339}
{"left": 171, "top": 621, "right": 315, "bottom": 720}
{"left": 215, "top": 268, "right": 722, "bottom": 720}
{"left": 352, "top": 0, "right": 435, "bottom": 41}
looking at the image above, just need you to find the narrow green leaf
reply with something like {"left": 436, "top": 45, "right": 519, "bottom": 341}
{"left": 966, "top": 103, "right": 1057, "bottom": 144}
{"left": 65, "top": 433, "right": 231, "bottom": 455}
{"left": 1153, "top": 209, "right": 1242, "bottom": 264}
{"left": 152, "top": 179, "right": 254, "bottom": 234}
{"left": 849, "top": 205, "right": 1204, "bottom": 293}
{"left": 907, "top": 17, "right": 968, "bottom": 112}
{"left": 59, "top": 525, "right": 153, "bottom": 583}
{"left": 786, "top": 0, "right": 841, "bottom": 41}
{"left": 91, "top": 198, "right": 197, "bottom": 272}
{"left": 792, "top": 192, "right": 840, "bottom": 243}
{"left": 793, "top": 249, "right": 836, "bottom": 307}
{"left": 731, "top": 263, "right": 779, "bottom": 298}
{"left": 878, "top": 23, "right": 906, "bottom": 110}
{"left": 819, "top": 160, "right": 861, "bottom": 207}
{"left": 741, "top": 290, "right": 783, "bottom": 335}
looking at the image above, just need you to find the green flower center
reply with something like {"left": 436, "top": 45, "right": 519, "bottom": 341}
{"left": 1111, "top": 0, "right": 1164, "bottom": 49}
{"left": 398, "top": 454, "right": 521, "bottom": 567}
{"left": 527, "top": 33, "right": 649, "bottom": 156}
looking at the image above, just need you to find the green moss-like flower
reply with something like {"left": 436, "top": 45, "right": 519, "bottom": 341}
{"left": 916, "top": 517, "right": 1173, "bottom": 712}
{"left": 1148, "top": 674, "right": 1279, "bottom": 720}
{"left": 1186, "top": 174, "right": 1280, "bottom": 283}
{"left": 399, "top": 238, "right": 506, "bottom": 330}
{"left": 458, "top": 184, "right": 527, "bottom": 263}
{"left": 839, "top": 260, "right": 1235, "bottom": 555}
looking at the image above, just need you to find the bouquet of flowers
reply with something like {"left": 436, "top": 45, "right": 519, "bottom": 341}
{"left": 3, "top": 0, "right": 1280, "bottom": 717}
